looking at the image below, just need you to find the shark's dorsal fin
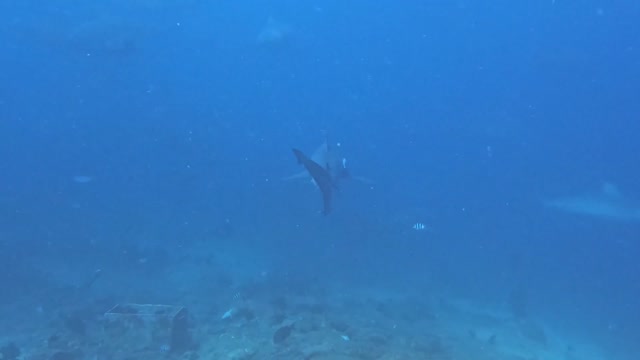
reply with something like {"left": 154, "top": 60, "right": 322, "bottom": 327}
{"left": 311, "top": 142, "right": 329, "bottom": 168}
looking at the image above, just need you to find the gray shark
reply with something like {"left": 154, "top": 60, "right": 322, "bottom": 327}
{"left": 292, "top": 148, "right": 335, "bottom": 215}
{"left": 287, "top": 137, "right": 374, "bottom": 214}
{"left": 288, "top": 137, "right": 354, "bottom": 215}
{"left": 544, "top": 183, "right": 640, "bottom": 222}
{"left": 285, "top": 139, "right": 350, "bottom": 185}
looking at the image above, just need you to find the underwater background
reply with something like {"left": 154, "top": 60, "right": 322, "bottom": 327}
{"left": 1, "top": 1, "right": 638, "bottom": 359}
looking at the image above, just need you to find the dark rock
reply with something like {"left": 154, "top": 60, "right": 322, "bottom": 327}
{"left": 272, "top": 324, "right": 294, "bottom": 344}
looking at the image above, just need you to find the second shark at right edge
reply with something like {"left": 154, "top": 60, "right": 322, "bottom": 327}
{"left": 544, "top": 182, "right": 640, "bottom": 222}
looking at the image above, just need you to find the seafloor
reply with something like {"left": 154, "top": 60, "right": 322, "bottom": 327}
{"left": 0, "top": 241, "right": 615, "bottom": 360}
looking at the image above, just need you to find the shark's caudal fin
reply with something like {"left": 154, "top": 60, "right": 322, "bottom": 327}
{"left": 292, "top": 148, "right": 333, "bottom": 215}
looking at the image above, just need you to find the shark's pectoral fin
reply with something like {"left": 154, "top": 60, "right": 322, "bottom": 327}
{"left": 283, "top": 171, "right": 308, "bottom": 181}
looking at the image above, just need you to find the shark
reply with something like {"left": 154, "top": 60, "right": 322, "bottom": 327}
{"left": 292, "top": 148, "right": 335, "bottom": 215}
{"left": 289, "top": 137, "right": 374, "bottom": 214}
{"left": 286, "top": 140, "right": 350, "bottom": 185}
{"left": 544, "top": 183, "right": 640, "bottom": 222}
{"left": 289, "top": 137, "right": 353, "bottom": 214}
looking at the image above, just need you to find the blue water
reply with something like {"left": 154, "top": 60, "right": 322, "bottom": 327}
{"left": 1, "top": 1, "right": 638, "bottom": 359}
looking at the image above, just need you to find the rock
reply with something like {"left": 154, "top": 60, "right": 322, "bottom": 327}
{"left": 273, "top": 324, "right": 294, "bottom": 344}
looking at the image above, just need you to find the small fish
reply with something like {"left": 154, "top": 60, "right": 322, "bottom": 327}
{"left": 412, "top": 223, "right": 427, "bottom": 231}
{"left": 221, "top": 308, "right": 234, "bottom": 320}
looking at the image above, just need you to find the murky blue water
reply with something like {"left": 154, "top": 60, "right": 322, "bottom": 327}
{"left": 1, "top": 1, "right": 638, "bottom": 359}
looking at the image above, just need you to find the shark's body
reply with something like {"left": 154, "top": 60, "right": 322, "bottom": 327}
{"left": 286, "top": 140, "right": 349, "bottom": 185}
{"left": 292, "top": 148, "right": 334, "bottom": 215}
{"left": 288, "top": 138, "right": 373, "bottom": 214}
{"left": 544, "top": 183, "right": 640, "bottom": 222}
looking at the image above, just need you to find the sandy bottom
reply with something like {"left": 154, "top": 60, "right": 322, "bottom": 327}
{"left": 0, "top": 248, "right": 619, "bottom": 360}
